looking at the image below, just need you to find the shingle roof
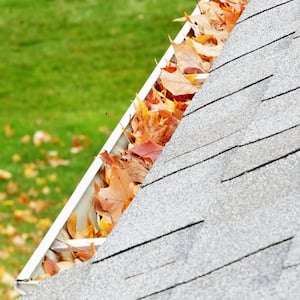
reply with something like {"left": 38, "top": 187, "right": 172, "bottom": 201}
{"left": 21, "top": 0, "right": 300, "bottom": 299}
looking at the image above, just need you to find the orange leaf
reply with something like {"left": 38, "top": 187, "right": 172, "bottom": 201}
{"left": 42, "top": 256, "right": 59, "bottom": 276}
{"left": 93, "top": 165, "right": 135, "bottom": 224}
{"left": 192, "top": 34, "right": 217, "bottom": 45}
{"left": 129, "top": 141, "right": 163, "bottom": 163}
{"left": 4, "top": 124, "right": 14, "bottom": 137}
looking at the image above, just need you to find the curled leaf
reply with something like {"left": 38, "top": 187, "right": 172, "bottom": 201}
{"left": 42, "top": 256, "right": 59, "bottom": 276}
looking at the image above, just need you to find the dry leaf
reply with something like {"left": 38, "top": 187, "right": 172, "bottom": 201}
{"left": 129, "top": 141, "right": 163, "bottom": 163}
{"left": 0, "top": 170, "right": 12, "bottom": 180}
{"left": 20, "top": 134, "right": 31, "bottom": 144}
{"left": 66, "top": 212, "right": 77, "bottom": 239}
{"left": 93, "top": 164, "right": 135, "bottom": 224}
{"left": 6, "top": 181, "right": 19, "bottom": 195}
{"left": 160, "top": 69, "right": 199, "bottom": 96}
{"left": 171, "top": 39, "right": 206, "bottom": 74}
{"left": 98, "top": 217, "right": 113, "bottom": 237}
{"left": 42, "top": 256, "right": 59, "bottom": 276}
{"left": 12, "top": 153, "right": 21, "bottom": 163}
{"left": 33, "top": 130, "right": 52, "bottom": 146}
{"left": 190, "top": 37, "right": 223, "bottom": 57}
{"left": 4, "top": 124, "right": 14, "bottom": 137}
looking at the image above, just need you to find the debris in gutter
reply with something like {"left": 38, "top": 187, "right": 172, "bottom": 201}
{"left": 16, "top": 0, "right": 248, "bottom": 291}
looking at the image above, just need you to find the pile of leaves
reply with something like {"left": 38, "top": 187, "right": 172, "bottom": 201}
{"left": 40, "top": 0, "right": 248, "bottom": 278}
{"left": 93, "top": 0, "right": 248, "bottom": 235}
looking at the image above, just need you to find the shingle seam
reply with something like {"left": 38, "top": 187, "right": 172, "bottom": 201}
{"left": 283, "top": 262, "right": 300, "bottom": 270}
{"left": 142, "top": 146, "right": 236, "bottom": 188}
{"left": 184, "top": 75, "right": 273, "bottom": 117}
{"left": 261, "top": 86, "right": 300, "bottom": 102}
{"left": 221, "top": 147, "right": 300, "bottom": 183}
{"left": 293, "top": 35, "right": 300, "bottom": 39}
{"left": 143, "top": 124, "right": 300, "bottom": 187}
{"left": 239, "top": 123, "right": 300, "bottom": 147}
{"left": 210, "top": 32, "right": 295, "bottom": 73}
{"left": 92, "top": 220, "right": 204, "bottom": 264}
{"left": 237, "top": 0, "right": 294, "bottom": 25}
{"left": 165, "top": 129, "right": 243, "bottom": 163}
{"left": 138, "top": 236, "right": 293, "bottom": 300}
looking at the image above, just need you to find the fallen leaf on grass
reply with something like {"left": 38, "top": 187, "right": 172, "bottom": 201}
{"left": 29, "top": 200, "right": 48, "bottom": 213}
{"left": 99, "top": 125, "right": 111, "bottom": 136}
{"left": 47, "top": 173, "right": 57, "bottom": 182}
{"left": 33, "top": 130, "right": 52, "bottom": 146}
{"left": 4, "top": 124, "right": 14, "bottom": 137}
{"left": 6, "top": 181, "right": 19, "bottom": 195}
{"left": 0, "top": 268, "right": 15, "bottom": 286}
{"left": 0, "top": 169, "right": 12, "bottom": 180}
{"left": 12, "top": 153, "right": 21, "bottom": 163}
{"left": 23, "top": 163, "right": 39, "bottom": 178}
{"left": 0, "top": 192, "right": 6, "bottom": 201}
{"left": 20, "top": 134, "right": 31, "bottom": 144}
{"left": 37, "top": 218, "right": 52, "bottom": 231}
{"left": 47, "top": 158, "right": 70, "bottom": 168}
{"left": 14, "top": 209, "right": 38, "bottom": 223}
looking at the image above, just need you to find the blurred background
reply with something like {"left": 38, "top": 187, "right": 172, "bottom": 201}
{"left": 0, "top": 0, "right": 195, "bottom": 298}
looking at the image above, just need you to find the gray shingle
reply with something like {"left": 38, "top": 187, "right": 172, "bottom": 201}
{"left": 185, "top": 38, "right": 288, "bottom": 115}
{"left": 276, "top": 265, "right": 300, "bottom": 300}
{"left": 283, "top": 227, "right": 300, "bottom": 269}
{"left": 212, "top": 0, "right": 299, "bottom": 71}
{"left": 221, "top": 125, "right": 300, "bottom": 182}
{"left": 147, "top": 240, "right": 291, "bottom": 300}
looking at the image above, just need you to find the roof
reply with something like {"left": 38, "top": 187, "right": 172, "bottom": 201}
{"left": 21, "top": 0, "right": 300, "bottom": 299}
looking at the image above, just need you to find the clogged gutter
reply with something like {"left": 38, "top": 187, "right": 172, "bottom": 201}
{"left": 36, "top": 0, "right": 249, "bottom": 281}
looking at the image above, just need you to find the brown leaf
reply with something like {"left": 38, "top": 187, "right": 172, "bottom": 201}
{"left": 120, "top": 153, "right": 150, "bottom": 183}
{"left": 93, "top": 164, "right": 135, "bottom": 224}
{"left": 42, "top": 256, "right": 59, "bottom": 276}
{"left": 129, "top": 141, "right": 163, "bottom": 163}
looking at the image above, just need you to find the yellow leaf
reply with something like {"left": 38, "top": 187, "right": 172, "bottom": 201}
{"left": 37, "top": 218, "right": 52, "bottom": 231}
{"left": 20, "top": 134, "right": 31, "bottom": 144}
{"left": 66, "top": 212, "right": 77, "bottom": 239}
{"left": 12, "top": 153, "right": 21, "bottom": 163}
{"left": 99, "top": 217, "right": 113, "bottom": 237}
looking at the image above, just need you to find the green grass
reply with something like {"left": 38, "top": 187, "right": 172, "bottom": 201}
{"left": 0, "top": 0, "right": 195, "bottom": 298}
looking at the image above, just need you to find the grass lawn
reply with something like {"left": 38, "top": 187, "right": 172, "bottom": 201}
{"left": 0, "top": 0, "right": 195, "bottom": 298}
